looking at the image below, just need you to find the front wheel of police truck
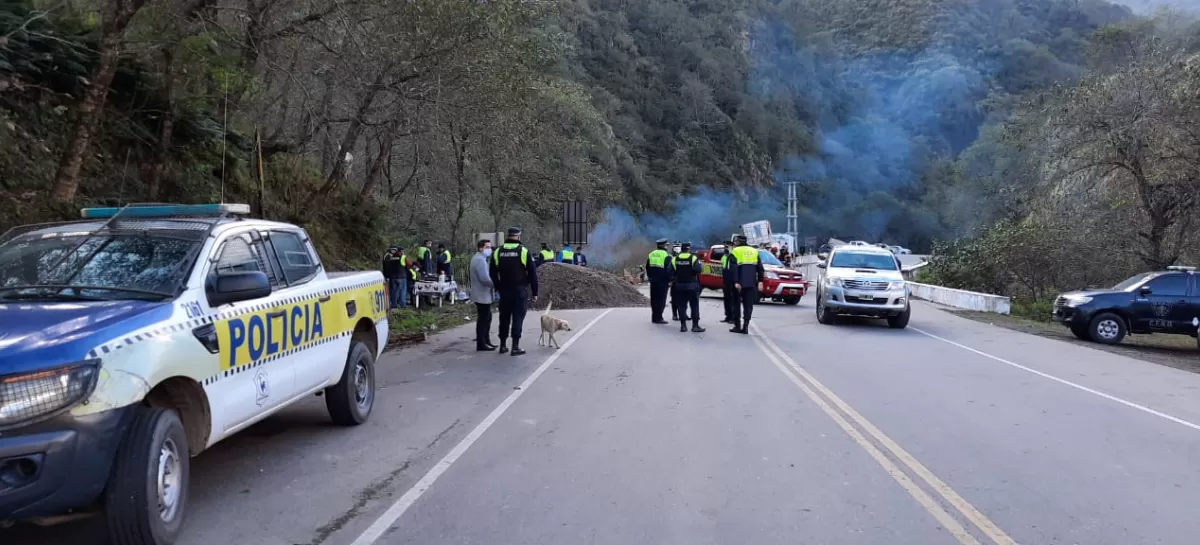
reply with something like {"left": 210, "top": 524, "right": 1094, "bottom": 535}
{"left": 104, "top": 407, "right": 191, "bottom": 545}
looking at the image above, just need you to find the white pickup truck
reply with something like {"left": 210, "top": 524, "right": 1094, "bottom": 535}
{"left": 0, "top": 204, "right": 389, "bottom": 545}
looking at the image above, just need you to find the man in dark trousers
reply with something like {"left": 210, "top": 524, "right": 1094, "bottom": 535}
{"left": 489, "top": 227, "right": 538, "bottom": 356}
{"left": 669, "top": 242, "right": 681, "bottom": 321}
{"left": 381, "top": 245, "right": 405, "bottom": 309}
{"left": 727, "top": 234, "right": 765, "bottom": 334}
{"left": 417, "top": 240, "right": 434, "bottom": 277}
{"left": 720, "top": 245, "right": 736, "bottom": 323}
{"left": 646, "top": 238, "right": 671, "bottom": 324}
{"left": 469, "top": 239, "right": 497, "bottom": 351}
{"left": 436, "top": 243, "right": 453, "bottom": 280}
{"left": 669, "top": 242, "right": 706, "bottom": 333}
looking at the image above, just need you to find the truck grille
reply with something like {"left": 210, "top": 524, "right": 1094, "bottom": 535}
{"left": 844, "top": 279, "right": 889, "bottom": 291}
{"left": 845, "top": 295, "right": 888, "bottom": 304}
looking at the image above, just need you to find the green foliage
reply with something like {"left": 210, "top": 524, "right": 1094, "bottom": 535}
{"left": 1009, "top": 298, "right": 1054, "bottom": 323}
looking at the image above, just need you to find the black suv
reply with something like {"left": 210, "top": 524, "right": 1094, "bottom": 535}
{"left": 1052, "top": 266, "right": 1200, "bottom": 346}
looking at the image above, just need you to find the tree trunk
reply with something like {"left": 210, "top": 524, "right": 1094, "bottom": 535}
{"left": 358, "top": 131, "right": 395, "bottom": 203}
{"left": 50, "top": 0, "right": 147, "bottom": 202}
{"left": 448, "top": 124, "right": 470, "bottom": 249}
{"left": 317, "top": 67, "right": 390, "bottom": 195}
{"left": 147, "top": 49, "right": 175, "bottom": 200}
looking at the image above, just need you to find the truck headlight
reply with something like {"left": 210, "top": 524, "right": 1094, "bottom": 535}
{"left": 825, "top": 277, "right": 844, "bottom": 287}
{"left": 0, "top": 361, "right": 100, "bottom": 429}
{"left": 766, "top": 272, "right": 779, "bottom": 280}
{"left": 888, "top": 281, "right": 905, "bottom": 290}
{"left": 1063, "top": 296, "right": 1092, "bottom": 306}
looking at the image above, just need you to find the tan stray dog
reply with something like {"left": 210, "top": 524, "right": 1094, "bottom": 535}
{"left": 538, "top": 299, "right": 571, "bottom": 349}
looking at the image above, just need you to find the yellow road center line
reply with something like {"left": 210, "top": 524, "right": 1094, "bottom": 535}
{"left": 749, "top": 322, "right": 1019, "bottom": 545}
{"left": 750, "top": 333, "right": 983, "bottom": 545}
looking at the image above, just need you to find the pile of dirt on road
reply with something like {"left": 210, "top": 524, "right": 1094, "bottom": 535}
{"left": 534, "top": 263, "right": 648, "bottom": 310}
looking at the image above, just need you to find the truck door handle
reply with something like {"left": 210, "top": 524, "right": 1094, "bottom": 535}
{"left": 266, "top": 310, "right": 285, "bottom": 319}
{"left": 319, "top": 296, "right": 331, "bottom": 303}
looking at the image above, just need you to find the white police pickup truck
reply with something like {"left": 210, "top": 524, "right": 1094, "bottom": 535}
{"left": 0, "top": 204, "right": 388, "bottom": 544}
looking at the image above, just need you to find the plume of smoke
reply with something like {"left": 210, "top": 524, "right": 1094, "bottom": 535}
{"left": 586, "top": 187, "right": 787, "bottom": 268}
{"left": 754, "top": 26, "right": 993, "bottom": 246}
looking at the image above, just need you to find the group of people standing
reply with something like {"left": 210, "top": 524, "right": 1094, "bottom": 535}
{"left": 465, "top": 229, "right": 587, "bottom": 356}
{"left": 535, "top": 242, "right": 588, "bottom": 267}
{"left": 381, "top": 240, "right": 454, "bottom": 309}
{"left": 645, "top": 234, "right": 765, "bottom": 334}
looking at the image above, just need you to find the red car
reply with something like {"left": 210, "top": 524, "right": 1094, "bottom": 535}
{"left": 695, "top": 245, "right": 808, "bottom": 305}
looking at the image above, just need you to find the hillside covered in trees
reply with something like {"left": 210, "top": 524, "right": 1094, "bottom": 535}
{"left": 2, "top": 0, "right": 1198, "bottom": 294}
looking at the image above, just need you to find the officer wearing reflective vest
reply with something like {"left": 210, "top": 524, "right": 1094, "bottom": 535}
{"left": 669, "top": 242, "right": 706, "bottom": 333}
{"left": 537, "top": 243, "right": 554, "bottom": 267}
{"left": 490, "top": 227, "right": 539, "bottom": 356}
{"left": 646, "top": 238, "right": 672, "bottom": 324}
{"left": 417, "top": 240, "right": 434, "bottom": 276}
{"left": 436, "top": 243, "right": 453, "bottom": 280}
{"left": 669, "top": 242, "right": 681, "bottom": 321}
{"left": 557, "top": 243, "right": 575, "bottom": 264}
{"left": 720, "top": 246, "right": 737, "bottom": 324}
{"left": 727, "top": 234, "right": 765, "bottom": 334}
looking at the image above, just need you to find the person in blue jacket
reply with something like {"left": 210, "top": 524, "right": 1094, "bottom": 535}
{"left": 556, "top": 243, "right": 577, "bottom": 264}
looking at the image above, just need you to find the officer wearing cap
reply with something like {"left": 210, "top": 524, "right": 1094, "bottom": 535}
{"left": 669, "top": 242, "right": 682, "bottom": 321}
{"left": 490, "top": 227, "right": 539, "bottom": 355}
{"left": 669, "top": 242, "right": 706, "bottom": 333}
{"left": 646, "top": 238, "right": 672, "bottom": 324}
{"left": 727, "top": 234, "right": 765, "bottom": 334}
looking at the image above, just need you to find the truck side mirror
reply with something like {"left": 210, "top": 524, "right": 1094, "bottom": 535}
{"left": 816, "top": 263, "right": 826, "bottom": 269}
{"left": 816, "top": 253, "right": 828, "bottom": 261}
{"left": 208, "top": 271, "right": 272, "bottom": 307}
{"left": 1139, "top": 285, "right": 1153, "bottom": 296}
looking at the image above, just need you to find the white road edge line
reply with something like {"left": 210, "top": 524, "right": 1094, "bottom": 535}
{"left": 348, "top": 309, "right": 614, "bottom": 545}
{"left": 910, "top": 326, "right": 1200, "bottom": 432}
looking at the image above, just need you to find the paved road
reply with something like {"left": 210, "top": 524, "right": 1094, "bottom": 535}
{"left": 7, "top": 295, "right": 1200, "bottom": 545}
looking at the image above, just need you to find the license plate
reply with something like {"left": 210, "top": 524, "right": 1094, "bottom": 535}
{"left": 849, "top": 291, "right": 874, "bottom": 300}
{"left": 786, "top": 289, "right": 798, "bottom": 295}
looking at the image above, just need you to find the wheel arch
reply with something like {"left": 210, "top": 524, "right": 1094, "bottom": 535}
{"left": 143, "top": 376, "right": 211, "bottom": 456}
{"left": 353, "top": 317, "right": 379, "bottom": 356}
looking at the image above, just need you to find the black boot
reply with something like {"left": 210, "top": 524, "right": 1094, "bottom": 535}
{"left": 680, "top": 320, "right": 688, "bottom": 332}
{"left": 692, "top": 322, "right": 706, "bottom": 333}
{"left": 511, "top": 340, "right": 526, "bottom": 356}
{"left": 498, "top": 340, "right": 509, "bottom": 354}
{"left": 740, "top": 319, "right": 750, "bottom": 334}
{"left": 477, "top": 343, "right": 496, "bottom": 352}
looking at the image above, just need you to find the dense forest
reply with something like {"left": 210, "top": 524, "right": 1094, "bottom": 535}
{"left": 1, "top": 0, "right": 1198, "bottom": 301}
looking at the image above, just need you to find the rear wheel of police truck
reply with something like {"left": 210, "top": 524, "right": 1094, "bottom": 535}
{"left": 104, "top": 407, "right": 190, "bottom": 545}
{"left": 326, "top": 339, "right": 376, "bottom": 426}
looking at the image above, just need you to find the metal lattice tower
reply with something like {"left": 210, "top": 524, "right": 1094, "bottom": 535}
{"left": 785, "top": 182, "right": 799, "bottom": 246}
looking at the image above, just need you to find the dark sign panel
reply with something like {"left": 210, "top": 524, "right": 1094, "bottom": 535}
{"left": 561, "top": 200, "right": 588, "bottom": 245}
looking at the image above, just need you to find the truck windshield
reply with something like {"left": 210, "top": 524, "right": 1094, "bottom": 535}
{"left": 0, "top": 233, "right": 198, "bottom": 301}
{"left": 758, "top": 250, "right": 783, "bottom": 267}
{"left": 1112, "top": 273, "right": 1153, "bottom": 291}
{"left": 830, "top": 251, "right": 899, "bottom": 271}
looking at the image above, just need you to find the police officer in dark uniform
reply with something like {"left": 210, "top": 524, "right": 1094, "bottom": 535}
{"left": 727, "top": 234, "right": 765, "bottom": 334}
{"left": 489, "top": 227, "right": 539, "bottom": 355}
{"left": 669, "top": 242, "right": 706, "bottom": 333}
{"left": 646, "top": 238, "right": 671, "bottom": 324}
{"left": 669, "top": 242, "right": 681, "bottom": 321}
{"left": 720, "top": 244, "right": 736, "bottom": 323}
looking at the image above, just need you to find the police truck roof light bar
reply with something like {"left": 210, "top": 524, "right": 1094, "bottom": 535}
{"left": 80, "top": 203, "right": 251, "bottom": 219}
